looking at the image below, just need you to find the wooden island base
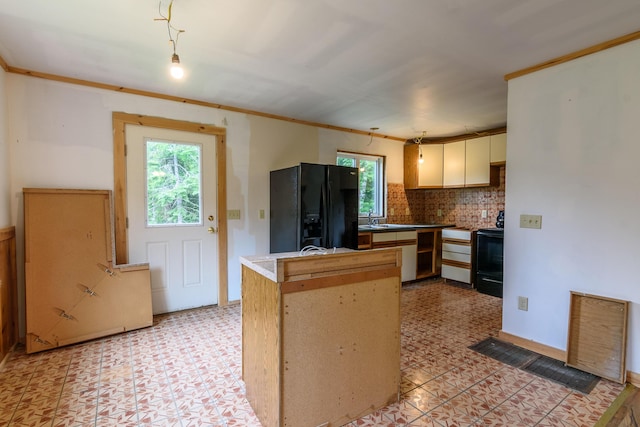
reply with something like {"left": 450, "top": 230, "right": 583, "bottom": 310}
{"left": 241, "top": 248, "right": 402, "bottom": 427}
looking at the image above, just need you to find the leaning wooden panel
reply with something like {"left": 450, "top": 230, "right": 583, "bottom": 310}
{"left": 567, "top": 292, "right": 629, "bottom": 383}
{"left": 0, "top": 227, "right": 18, "bottom": 361}
{"left": 23, "top": 188, "right": 152, "bottom": 353}
{"left": 281, "top": 276, "right": 401, "bottom": 426}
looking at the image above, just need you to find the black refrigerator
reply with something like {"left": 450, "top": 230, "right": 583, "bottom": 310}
{"left": 270, "top": 163, "right": 359, "bottom": 253}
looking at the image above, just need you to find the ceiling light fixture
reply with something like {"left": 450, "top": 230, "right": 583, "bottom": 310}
{"left": 414, "top": 131, "right": 427, "bottom": 164}
{"left": 156, "top": 0, "right": 186, "bottom": 79}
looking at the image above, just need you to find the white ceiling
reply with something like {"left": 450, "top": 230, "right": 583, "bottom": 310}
{"left": 1, "top": 0, "right": 640, "bottom": 140}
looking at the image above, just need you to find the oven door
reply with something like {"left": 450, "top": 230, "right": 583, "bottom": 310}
{"left": 476, "top": 229, "right": 504, "bottom": 276}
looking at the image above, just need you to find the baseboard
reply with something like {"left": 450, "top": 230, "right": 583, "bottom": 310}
{"left": 499, "top": 330, "right": 640, "bottom": 386}
{"left": 626, "top": 371, "right": 640, "bottom": 387}
{"left": 498, "top": 330, "right": 566, "bottom": 362}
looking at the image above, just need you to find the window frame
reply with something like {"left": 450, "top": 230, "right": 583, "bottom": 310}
{"left": 337, "top": 150, "right": 386, "bottom": 218}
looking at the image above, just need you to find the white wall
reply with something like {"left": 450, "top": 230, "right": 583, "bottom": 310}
{"left": 504, "top": 40, "right": 640, "bottom": 373}
{"left": 6, "top": 73, "right": 405, "bottom": 335}
{"left": 0, "top": 66, "right": 9, "bottom": 227}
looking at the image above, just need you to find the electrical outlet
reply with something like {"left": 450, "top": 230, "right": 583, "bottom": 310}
{"left": 518, "top": 296, "right": 529, "bottom": 311}
{"left": 437, "top": 209, "right": 442, "bottom": 217}
{"left": 481, "top": 209, "right": 487, "bottom": 219}
{"left": 259, "top": 209, "right": 265, "bottom": 219}
{"left": 519, "top": 214, "right": 542, "bottom": 229}
{"left": 390, "top": 208, "right": 395, "bottom": 215}
{"left": 405, "top": 208, "right": 410, "bottom": 215}
{"left": 227, "top": 209, "right": 241, "bottom": 220}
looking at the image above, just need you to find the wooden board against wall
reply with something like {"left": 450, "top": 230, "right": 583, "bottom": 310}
{"left": 567, "top": 292, "right": 629, "bottom": 383}
{"left": 24, "top": 189, "right": 152, "bottom": 353}
{"left": 0, "top": 227, "right": 18, "bottom": 362}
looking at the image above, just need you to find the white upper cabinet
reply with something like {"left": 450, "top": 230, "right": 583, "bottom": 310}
{"left": 403, "top": 144, "right": 443, "bottom": 189}
{"left": 443, "top": 140, "right": 465, "bottom": 187}
{"left": 418, "top": 144, "right": 444, "bottom": 187}
{"left": 490, "top": 133, "right": 507, "bottom": 165}
{"left": 465, "top": 136, "right": 491, "bottom": 187}
{"left": 404, "top": 132, "right": 505, "bottom": 190}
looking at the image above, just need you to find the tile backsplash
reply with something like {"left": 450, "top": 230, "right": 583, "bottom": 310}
{"left": 387, "top": 166, "right": 505, "bottom": 230}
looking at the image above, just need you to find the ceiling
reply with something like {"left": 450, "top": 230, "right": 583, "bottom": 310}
{"left": 1, "top": 0, "right": 640, "bottom": 140}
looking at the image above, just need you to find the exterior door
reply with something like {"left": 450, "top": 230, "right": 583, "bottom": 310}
{"left": 126, "top": 124, "right": 218, "bottom": 314}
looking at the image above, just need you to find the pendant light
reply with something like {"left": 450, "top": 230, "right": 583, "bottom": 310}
{"left": 414, "top": 131, "right": 427, "bottom": 165}
{"left": 156, "top": 0, "right": 186, "bottom": 79}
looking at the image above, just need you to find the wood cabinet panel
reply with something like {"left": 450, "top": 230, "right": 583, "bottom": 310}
{"left": 416, "top": 229, "right": 442, "bottom": 279}
{"left": 0, "top": 227, "right": 18, "bottom": 362}
{"left": 24, "top": 188, "right": 152, "bottom": 353}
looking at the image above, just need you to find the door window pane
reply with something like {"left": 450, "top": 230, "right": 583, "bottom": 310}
{"left": 145, "top": 139, "right": 202, "bottom": 226}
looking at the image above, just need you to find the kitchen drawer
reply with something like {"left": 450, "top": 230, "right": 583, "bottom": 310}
{"left": 441, "top": 264, "right": 471, "bottom": 284}
{"left": 442, "top": 228, "right": 472, "bottom": 240}
{"left": 396, "top": 230, "right": 417, "bottom": 242}
{"left": 442, "top": 250, "right": 470, "bottom": 264}
{"left": 372, "top": 232, "right": 398, "bottom": 243}
{"left": 442, "top": 242, "right": 471, "bottom": 254}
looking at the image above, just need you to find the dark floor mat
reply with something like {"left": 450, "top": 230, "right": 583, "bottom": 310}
{"left": 469, "top": 337, "right": 600, "bottom": 394}
{"left": 523, "top": 354, "right": 600, "bottom": 394}
{"left": 468, "top": 337, "right": 539, "bottom": 368}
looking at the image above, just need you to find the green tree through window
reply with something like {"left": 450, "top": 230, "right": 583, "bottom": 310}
{"left": 146, "top": 140, "right": 202, "bottom": 226}
{"left": 337, "top": 152, "right": 384, "bottom": 217}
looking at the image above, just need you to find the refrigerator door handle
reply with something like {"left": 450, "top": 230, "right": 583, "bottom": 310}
{"left": 322, "top": 180, "right": 330, "bottom": 248}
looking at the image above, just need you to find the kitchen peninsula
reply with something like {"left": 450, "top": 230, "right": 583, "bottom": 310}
{"left": 240, "top": 248, "right": 402, "bottom": 427}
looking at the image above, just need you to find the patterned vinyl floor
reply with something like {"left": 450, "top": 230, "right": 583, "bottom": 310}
{"left": 0, "top": 279, "right": 623, "bottom": 426}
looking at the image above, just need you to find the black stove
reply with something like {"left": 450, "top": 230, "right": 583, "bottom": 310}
{"left": 475, "top": 228, "right": 504, "bottom": 298}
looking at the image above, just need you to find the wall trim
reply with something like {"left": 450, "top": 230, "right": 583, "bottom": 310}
{"left": 498, "top": 330, "right": 566, "bottom": 361}
{"left": 626, "top": 371, "right": 640, "bottom": 388}
{"left": 112, "top": 112, "right": 229, "bottom": 306}
{"left": 5, "top": 65, "right": 404, "bottom": 142}
{"left": 504, "top": 29, "right": 640, "bottom": 81}
{"left": 499, "top": 330, "right": 640, "bottom": 386}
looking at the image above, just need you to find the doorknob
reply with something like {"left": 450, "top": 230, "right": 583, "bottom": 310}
{"left": 208, "top": 227, "right": 218, "bottom": 233}
{"left": 208, "top": 215, "right": 214, "bottom": 222}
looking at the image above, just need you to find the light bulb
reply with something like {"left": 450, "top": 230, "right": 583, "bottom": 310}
{"left": 170, "top": 53, "right": 184, "bottom": 79}
{"left": 419, "top": 153, "right": 424, "bottom": 164}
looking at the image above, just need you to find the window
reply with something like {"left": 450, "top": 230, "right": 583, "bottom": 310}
{"left": 337, "top": 151, "right": 385, "bottom": 217}
{"left": 145, "top": 139, "right": 203, "bottom": 226}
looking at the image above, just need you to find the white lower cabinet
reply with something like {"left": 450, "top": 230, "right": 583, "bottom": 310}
{"left": 372, "top": 230, "right": 417, "bottom": 282}
{"left": 441, "top": 228, "right": 473, "bottom": 284}
{"left": 401, "top": 244, "right": 417, "bottom": 282}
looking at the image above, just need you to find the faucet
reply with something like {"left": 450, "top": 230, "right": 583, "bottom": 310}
{"left": 368, "top": 209, "right": 378, "bottom": 226}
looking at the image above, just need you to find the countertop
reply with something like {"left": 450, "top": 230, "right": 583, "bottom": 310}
{"left": 240, "top": 248, "right": 356, "bottom": 282}
{"left": 358, "top": 223, "right": 455, "bottom": 232}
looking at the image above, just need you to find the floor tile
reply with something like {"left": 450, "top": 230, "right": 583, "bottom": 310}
{"left": 0, "top": 280, "right": 625, "bottom": 426}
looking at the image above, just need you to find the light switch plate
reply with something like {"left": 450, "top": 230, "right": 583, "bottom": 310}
{"left": 518, "top": 296, "right": 529, "bottom": 311}
{"left": 228, "top": 209, "right": 241, "bottom": 220}
{"left": 259, "top": 209, "right": 265, "bottom": 219}
{"left": 481, "top": 209, "right": 487, "bottom": 219}
{"left": 520, "top": 214, "right": 542, "bottom": 229}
